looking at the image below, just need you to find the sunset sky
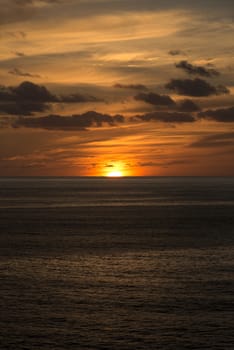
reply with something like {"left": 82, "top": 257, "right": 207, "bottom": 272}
{"left": 1, "top": 0, "right": 234, "bottom": 176}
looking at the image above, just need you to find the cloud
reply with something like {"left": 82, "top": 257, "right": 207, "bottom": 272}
{"left": 13, "top": 81, "right": 57, "bottom": 102}
{"left": 3, "top": 108, "right": 197, "bottom": 131}
{"left": 168, "top": 50, "right": 185, "bottom": 56}
{"left": 177, "top": 99, "right": 200, "bottom": 112}
{"left": 138, "top": 159, "right": 190, "bottom": 167}
{"left": 0, "top": 102, "right": 49, "bottom": 116}
{"left": 12, "top": 111, "right": 125, "bottom": 131}
{"left": 134, "top": 93, "right": 200, "bottom": 112}
{"left": 0, "top": 87, "right": 14, "bottom": 102}
{"left": 0, "top": 81, "right": 101, "bottom": 115}
{"left": 1, "top": 0, "right": 233, "bottom": 29}
{"left": 59, "top": 93, "right": 100, "bottom": 103}
{"left": 165, "top": 78, "right": 230, "bottom": 97}
{"left": 0, "top": 81, "right": 55, "bottom": 115}
{"left": 175, "top": 60, "right": 220, "bottom": 77}
{"left": 190, "top": 132, "right": 234, "bottom": 148}
{"left": 14, "top": 0, "right": 61, "bottom": 6}
{"left": 134, "top": 92, "right": 176, "bottom": 106}
{"left": 134, "top": 111, "right": 196, "bottom": 123}
{"left": 8, "top": 68, "right": 41, "bottom": 78}
{"left": 13, "top": 51, "right": 26, "bottom": 57}
{"left": 2, "top": 31, "right": 26, "bottom": 39}
{"left": 198, "top": 106, "right": 234, "bottom": 122}
{"left": 114, "top": 83, "right": 148, "bottom": 90}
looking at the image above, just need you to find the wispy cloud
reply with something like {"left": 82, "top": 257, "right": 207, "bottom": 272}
{"left": 8, "top": 67, "right": 41, "bottom": 78}
{"left": 175, "top": 60, "right": 220, "bottom": 77}
{"left": 190, "top": 132, "right": 234, "bottom": 148}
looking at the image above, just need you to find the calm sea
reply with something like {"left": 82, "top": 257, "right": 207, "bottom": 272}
{"left": 0, "top": 177, "right": 233, "bottom": 349}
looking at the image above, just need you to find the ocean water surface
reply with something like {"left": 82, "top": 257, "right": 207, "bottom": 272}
{"left": 0, "top": 177, "right": 234, "bottom": 349}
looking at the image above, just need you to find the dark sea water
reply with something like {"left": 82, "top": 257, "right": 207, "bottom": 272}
{"left": 0, "top": 177, "right": 234, "bottom": 350}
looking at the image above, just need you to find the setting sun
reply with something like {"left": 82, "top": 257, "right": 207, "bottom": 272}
{"left": 106, "top": 170, "right": 123, "bottom": 177}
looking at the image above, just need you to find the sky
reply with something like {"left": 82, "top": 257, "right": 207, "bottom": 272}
{"left": 0, "top": 0, "right": 234, "bottom": 176}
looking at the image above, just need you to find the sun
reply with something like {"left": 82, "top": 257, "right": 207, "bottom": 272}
{"left": 106, "top": 170, "right": 123, "bottom": 177}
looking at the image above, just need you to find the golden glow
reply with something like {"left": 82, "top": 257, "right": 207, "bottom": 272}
{"left": 106, "top": 170, "right": 123, "bottom": 177}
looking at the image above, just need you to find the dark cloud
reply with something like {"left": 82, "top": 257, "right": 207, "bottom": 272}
{"left": 177, "top": 99, "right": 200, "bottom": 112}
{"left": 114, "top": 83, "right": 148, "bottom": 91}
{"left": 0, "top": 81, "right": 101, "bottom": 115}
{"left": 0, "top": 81, "right": 55, "bottom": 115}
{"left": 138, "top": 159, "right": 190, "bottom": 167}
{"left": 12, "top": 81, "right": 57, "bottom": 102}
{"left": 134, "top": 92, "right": 176, "bottom": 106}
{"left": 0, "top": 87, "right": 15, "bottom": 101}
{"left": 3, "top": 108, "right": 197, "bottom": 131}
{"left": 168, "top": 50, "right": 184, "bottom": 56}
{"left": 165, "top": 78, "right": 230, "bottom": 97}
{"left": 12, "top": 111, "right": 125, "bottom": 131}
{"left": 13, "top": 51, "right": 26, "bottom": 57}
{"left": 59, "top": 93, "right": 100, "bottom": 103}
{"left": 138, "top": 161, "right": 157, "bottom": 167}
{"left": 190, "top": 132, "right": 234, "bottom": 148}
{"left": 8, "top": 68, "right": 41, "bottom": 78}
{"left": 198, "top": 106, "right": 234, "bottom": 122}
{"left": 175, "top": 60, "right": 220, "bottom": 77}
{"left": 134, "top": 111, "right": 195, "bottom": 123}
{"left": 0, "top": 102, "right": 49, "bottom": 116}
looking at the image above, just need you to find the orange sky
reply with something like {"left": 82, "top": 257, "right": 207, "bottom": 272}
{"left": 0, "top": 0, "right": 234, "bottom": 176}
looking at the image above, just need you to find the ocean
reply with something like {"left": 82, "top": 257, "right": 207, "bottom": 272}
{"left": 0, "top": 177, "right": 233, "bottom": 349}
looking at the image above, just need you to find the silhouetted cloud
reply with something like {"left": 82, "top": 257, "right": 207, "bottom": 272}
{"left": 0, "top": 102, "right": 49, "bottom": 116}
{"left": 138, "top": 159, "right": 190, "bottom": 167}
{"left": 13, "top": 81, "right": 57, "bottom": 102}
{"left": 198, "top": 106, "right": 234, "bottom": 122}
{"left": 0, "top": 81, "right": 101, "bottom": 115}
{"left": 168, "top": 50, "right": 184, "bottom": 56}
{"left": 0, "top": 87, "right": 14, "bottom": 101}
{"left": 12, "top": 111, "right": 125, "bottom": 131}
{"left": 138, "top": 161, "right": 158, "bottom": 166}
{"left": 9, "top": 68, "right": 41, "bottom": 78}
{"left": 0, "top": 82, "right": 55, "bottom": 115}
{"left": 175, "top": 60, "right": 220, "bottom": 77}
{"left": 114, "top": 83, "right": 148, "bottom": 90}
{"left": 190, "top": 132, "right": 234, "bottom": 147}
{"left": 59, "top": 93, "right": 100, "bottom": 103}
{"left": 134, "top": 92, "right": 176, "bottom": 106}
{"left": 3, "top": 109, "right": 198, "bottom": 131}
{"left": 134, "top": 111, "right": 195, "bottom": 123}
{"left": 165, "top": 78, "right": 229, "bottom": 96}
{"left": 177, "top": 99, "right": 200, "bottom": 112}
{"left": 13, "top": 51, "right": 26, "bottom": 57}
